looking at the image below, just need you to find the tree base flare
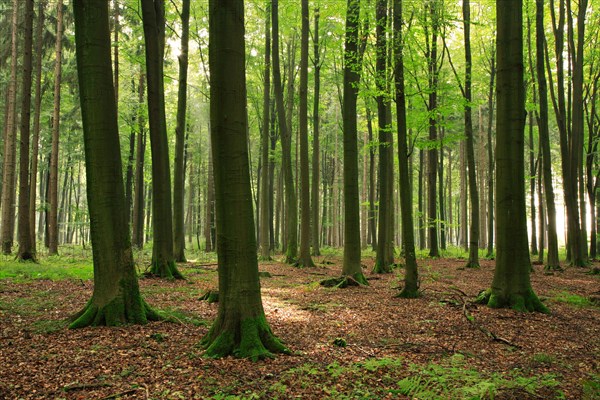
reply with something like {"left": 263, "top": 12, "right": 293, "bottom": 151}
{"left": 396, "top": 287, "right": 420, "bottom": 299}
{"left": 320, "top": 273, "right": 369, "bottom": 288}
{"left": 544, "top": 264, "right": 564, "bottom": 272}
{"left": 464, "top": 260, "right": 480, "bottom": 269}
{"left": 199, "top": 290, "right": 219, "bottom": 303}
{"left": 147, "top": 260, "right": 184, "bottom": 280}
{"left": 475, "top": 288, "right": 549, "bottom": 313}
{"left": 372, "top": 262, "right": 393, "bottom": 274}
{"left": 201, "top": 315, "right": 289, "bottom": 361}
{"left": 69, "top": 297, "right": 160, "bottom": 329}
{"left": 294, "top": 257, "right": 315, "bottom": 268}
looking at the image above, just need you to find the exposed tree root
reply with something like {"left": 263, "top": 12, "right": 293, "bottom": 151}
{"left": 201, "top": 315, "right": 289, "bottom": 361}
{"left": 544, "top": 264, "right": 564, "bottom": 272}
{"left": 395, "top": 287, "right": 420, "bottom": 299}
{"left": 320, "top": 273, "right": 369, "bottom": 288}
{"left": 69, "top": 296, "right": 160, "bottom": 329}
{"left": 464, "top": 260, "right": 480, "bottom": 269}
{"left": 475, "top": 288, "right": 549, "bottom": 313}
{"left": 372, "top": 262, "right": 393, "bottom": 274}
{"left": 294, "top": 257, "right": 315, "bottom": 268}
{"left": 199, "top": 290, "right": 219, "bottom": 303}
{"left": 147, "top": 260, "right": 184, "bottom": 280}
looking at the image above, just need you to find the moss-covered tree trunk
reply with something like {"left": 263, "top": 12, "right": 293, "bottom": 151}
{"left": 296, "top": 0, "right": 315, "bottom": 268}
{"left": 374, "top": 0, "right": 395, "bottom": 273}
{"left": 479, "top": 0, "right": 547, "bottom": 313}
{"left": 203, "top": 0, "right": 288, "bottom": 359}
{"left": 394, "top": 0, "right": 419, "bottom": 298}
{"left": 16, "top": 0, "right": 35, "bottom": 261}
{"left": 463, "top": 0, "right": 479, "bottom": 268}
{"left": 173, "top": 0, "right": 190, "bottom": 263}
{"left": 141, "top": 0, "right": 182, "bottom": 279}
{"left": 70, "top": 0, "right": 159, "bottom": 328}
{"left": 340, "top": 0, "right": 368, "bottom": 285}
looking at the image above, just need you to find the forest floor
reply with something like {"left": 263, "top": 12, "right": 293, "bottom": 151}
{"left": 0, "top": 253, "right": 599, "bottom": 399}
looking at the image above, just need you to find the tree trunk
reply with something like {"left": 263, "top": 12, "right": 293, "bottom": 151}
{"left": 272, "top": 0, "right": 297, "bottom": 263}
{"left": 48, "top": 0, "right": 64, "bottom": 255}
{"left": 374, "top": 0, "right": 395, "bottom": 272}
{"left": 418, "top": 148, "right": 425, "bottom": 249}
{"left": 141, "top": 0, "right": 182, "bottom": 278}
{"left": 173, "top": 0, "right": 191, "bottom": 263}
{"left": 29, "top": 1, "right": 46, "bottom": 255}
{"left": 529, "top": 112, "right": 538, "bottom": 255}
{"left": 427, "top": 1, "right": 440, "bottom": 258}
{"left": 132, "top": 71, "right": 146, "bottom": 249}
{"left": 0, "top": 0, "right": 20, "bottom": 255}
{"left": 394, "top": 0, "right": 419, "bottom": 298}
{"left": 341, "top": 0, "right": 367, "bottom": 283}
{"left": 367, "top": 106, "right": 377, "bottom": 250}
{"left": 204, "top": 144, "right": 215, "bottom": 252}
{"left": 296, "top": 0, "right": 314, "bottom": 268}
{"left": 478, "top": 0, "right": 546, "bottom": 312}
{"left": 70, "top": 0, "right": 158, "bottom": 328}
{"left": 259, "top": 2, "right": 272, "bottom": 261}
{"left": 311, "top": 7, "right": 322, "bottom": 257}
{"left": 464, "top": 0, "right": 479, "bottom": 268}
{"left": 16, "top": 0, "right": 35, "bottom": 260}
{"left": 486, "top": 47, "right": 496, "bottom": 258}
{"left": 202, "top": 0, "right": 288, "bottom": 359}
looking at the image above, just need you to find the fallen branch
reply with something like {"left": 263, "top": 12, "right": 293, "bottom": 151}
{"left": 63, "top": 382, "right": 112, "bottom": 392}
{"left": 101, "top": 388, "right": 138, "bottom": 399}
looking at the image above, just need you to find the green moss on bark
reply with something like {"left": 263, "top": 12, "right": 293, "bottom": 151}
{"left": 202, "top": 315, "right": 289, "bottom": 361}
{"left": 464, "top": 260, "right": 480, "bottom": 269}
{"left": 149, "top": 260, "right": 184, "bottom": 279}
{"left": 475, "top": 288, "right": 549, "bottom": 313}
{"left": 372, "top": 262, "right": 393, "bottom": 274}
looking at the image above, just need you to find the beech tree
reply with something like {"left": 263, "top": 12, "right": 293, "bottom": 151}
{"left": 140, "top": 0, "right": 183, "bottom": 278}
{"left": 477, "top": 0, "right": 547, "bottom": 313}
{"left": 70, "top": 0, "right": 158, "bottom": 328}
{"left": 201, "top": 0, "right": 288, "bottom": 359}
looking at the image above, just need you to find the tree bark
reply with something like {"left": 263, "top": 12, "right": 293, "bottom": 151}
{"left": 296, "top": 0, "right": 315, "bottom": 268}
{"left": 48, "top": 0, "right": 64, "bottom": 256}
{"left": 464, "top": 0, "right": 480, "bottom": 268}
{"left": 202, "top": 0, "right": 288, "bottom": 359}
{"left": 394, "top": 0, "right": 419, "bottom": 298}
{"left": 16, "top": 0, "right": 36, "bottom": 261}
{"left": 478, "top": 0, "right": 547, "bottom": 312}
{"left": 70, "top": 0, "right": 158, "bottom": 328}
{"left": 141, "top": 0, "right": 182, "bottom": 278}
{"left": 1, "top": 0, "right": 20, "bottom": 255}
{"left": 173, "top": 0, "right": 191, "bottom": 263}
{"left": 132, "top": 71, "right": 146, "bottom": 249}
{"left": 311, "top": 7, "right": 322, "bottom": 256}
{"left": 486, "top": 47, "right": 496, "bottom": 258}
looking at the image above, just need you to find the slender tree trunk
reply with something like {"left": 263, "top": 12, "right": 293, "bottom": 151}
{"left": 464, "top": 0, "right": 479, "bottom": 268}
{"left": 478, "top": 0, "right": 546, "bottom": 312}
{"left": 202, "top": 0, "right": 288, "bottom": 359}
{"left": 132, "top": 71, "right": 146, "bottom": 249}
{"left": 374, "top": 0, "right": 395, "bottom": 272}
{"left": 395, "top": 0, "right": 419, "bottom": 297}
{"left": 16, "top": 0, "right": 35, "bottom": 260}
{"left": 427, "top": 1, "right": 440, "bottom": 258}
{"left": 272, "top": 0, "right": 297, "bottom": 263}
{"left": 418, "top": 149, "right": 425, "bottom": 249}
{"left": 48, "top": 0, "right": 64, "bottom": 256}
{"left": 341, "top": 0, "right": 367, "bottom": 283}
{"left": 538, "top": 0, "right": 560, "bottom": 269}
{"left": 70, "top": 0, "right": 158, "bottom": 328}
{"left": 459, "top": 141, "right": 468, "bottom": 250}
{"left": 1, "top": 0, "right": 20, "bottom": 254}
{"left": 173, "top": 0, "right": 191, "bottom": 263}
{"left": 367, "top": 106, "right": 377, "bottom": 250}
{"left": 29, "top": 1, "right": 46, "bottom": 254}
{"left": 259, "top": 2, "right": 272, "bottom": 261}
{"left": 205, "top": 145, "right": 215, "bottom": 252}
{"left": 141, "top": 0, "right": 182, "bottom": 278}
{"left": 296, "top": 0, "right": 315, "bottom": 268}
{"left": 486, "top": 48, "right": 496, "bottom": 258}
{"left": 311, "top": 7, "right": 322, "bottom": 256}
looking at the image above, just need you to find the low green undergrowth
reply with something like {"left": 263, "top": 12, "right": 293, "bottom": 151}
{"left": 0, "top": 257, "right": 93, "bottom": 282}
{"left": 550, "top": 291, "right": 595, "bottom": 308}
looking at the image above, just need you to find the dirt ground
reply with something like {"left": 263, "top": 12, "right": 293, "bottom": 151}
{"left": 0, "top": 256, "right": 599, "bottom": 399}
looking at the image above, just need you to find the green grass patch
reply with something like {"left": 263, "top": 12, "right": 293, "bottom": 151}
{"left": 157, "top": 308, "right": 208, "bottom": 326}
{"left": 550, "top": 291, "right": 595, "bottom": 308}
{"left": 31, "top": 318, "right": 69, "bottom": 334}
{"left": 582, "top": 374, "right": 600, "bottom": 400}
{"left": 0, "top": 257, "right": 92, "bottom": 282}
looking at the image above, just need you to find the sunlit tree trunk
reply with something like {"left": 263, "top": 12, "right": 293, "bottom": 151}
{"left": 202, "top": 0, "right": 288, "bottom": 359}
{"left": 311, "top": 7, "right": 322, "bottom": 256}
{"left": 486, "top": 48, "right": 495, "bottom": 258}
{"left": 70, "top": 0, "right": 158, "bottom": 328}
